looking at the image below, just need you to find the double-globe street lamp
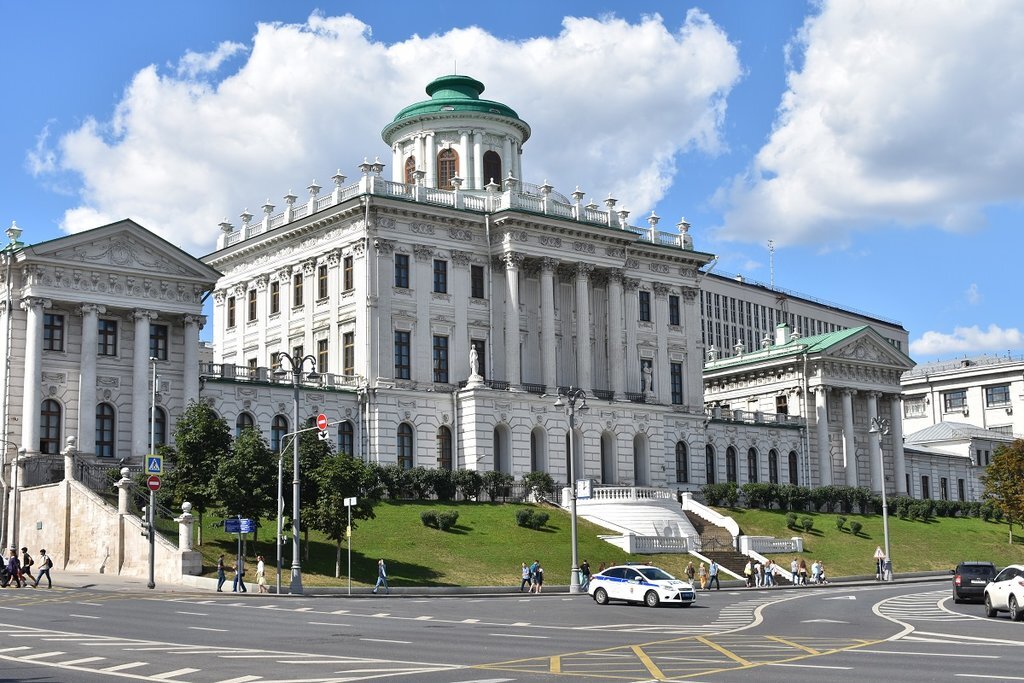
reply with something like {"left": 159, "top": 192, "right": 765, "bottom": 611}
{"left": 274, "top": 351, "right": 318, "bottom": 595}
{"left": 554, "top": 387, "right": 588, "bottom": 594}
{"left": 869, "top": 416, "right": 892, "bottom": 580}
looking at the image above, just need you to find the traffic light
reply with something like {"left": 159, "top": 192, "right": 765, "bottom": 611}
{"left": 141, "top": 506, "right": 150, "bottom": 538}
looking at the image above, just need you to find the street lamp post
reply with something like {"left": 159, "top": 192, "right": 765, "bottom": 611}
{"left": 148, "top": 357, "right": 159, "bottom": 589}
{"left": 554, "top": 387, "right": 588, "bottom": 594}
{"left": 274, "top": 351, "right": 318, "bottom": 595}
{"left": 869, "top": 416, "right": 891, "bottom": 580}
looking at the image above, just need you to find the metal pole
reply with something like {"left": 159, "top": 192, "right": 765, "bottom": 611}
{"left": 568, "top": 403, "right": 581, "bottom": 594}
{"left": 347, "top": 503, "right": 352, "bottom": 595}
{"left": 871, "top": 417, "right": 892, "bottom": 580}
{"left": 148, "top": 358, "right": 157, "bottom": 589}
{"left": 276, "top": 446, "right": 283, "bottom": 595}
{"left": 290, "top": 362, "right": 303, "bottom": 594}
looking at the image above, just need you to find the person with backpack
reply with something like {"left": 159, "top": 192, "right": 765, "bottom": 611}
{"left": 6, "top": 548, "right": 23, "bottom": 588}
{"left": 20, "top": 548, "right": 35, "bottom": 587}
{"left": 33, "top": 550, "right": 53, "bottom": 588}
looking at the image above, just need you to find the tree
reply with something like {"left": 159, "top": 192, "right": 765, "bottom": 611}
{"left": 281, "top": 428, "right": 333, "bottom": 560}
{"left": 982, "top": 439, "right": 1024, "bottom": 543}
{"left": 306, "top": 453, "right": 381, "bottom": 577}
{"left": 165, "top": 401, "right": 232, "bottom": 545}
{"left": 213, "top": 427, "right": 276, "bottom": 541}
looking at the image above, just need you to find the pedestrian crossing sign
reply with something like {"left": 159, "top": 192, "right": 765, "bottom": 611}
{"left": 146, "top": 454, "right": 163, "bottom": 475}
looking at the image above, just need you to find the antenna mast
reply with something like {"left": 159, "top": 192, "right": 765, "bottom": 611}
{"left": 768, "top": 240, "right": 776, "bottom": 289}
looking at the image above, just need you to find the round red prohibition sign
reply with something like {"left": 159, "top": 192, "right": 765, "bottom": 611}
{"left": 316, "top": 413, "right": 329, "bottom": 430}
{"left": 147, "top": 475, "right": 161, "bottom": 491}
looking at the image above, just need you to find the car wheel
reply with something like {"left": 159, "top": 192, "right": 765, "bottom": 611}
{"left": 953, "top": 593, "right": 961, "bottom": 604}
{"left": 1010, "top": 596, "right": 1022, "bottom": 622}
{"left": 593, "top": 588, "right": 609, "bottom": 605}
{"left": 644, "top": 591, "right": 659, "bottom": 608}
{"left": 984, "top": 594, "right": 998, "bottom": 618}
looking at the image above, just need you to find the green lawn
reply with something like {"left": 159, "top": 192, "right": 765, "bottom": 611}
{"left": 720, "top": 507, "right": 1024, "bottom": 576}
{"left": 184, "top": 501, "right": 1024, "bottom": 586}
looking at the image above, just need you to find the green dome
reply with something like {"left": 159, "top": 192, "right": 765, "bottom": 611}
{"left": 382, "top": 75, "right": 529, "bottom": 143}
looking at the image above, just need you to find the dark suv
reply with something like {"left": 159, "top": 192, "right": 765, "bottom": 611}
{"left": 952, "top": 561, "right": 997, "bottom": 603}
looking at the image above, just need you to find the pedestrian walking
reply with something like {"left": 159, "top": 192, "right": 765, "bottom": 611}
{"left": 708, "top": 560, "right": 720, "bottom": 590}
{"left": 686, "top": 560, "right": 696, "bottom": 584}
{"left": 743, "top": 560, "right": 753, "bottom": 587}
{"left": 20, "top": 548, "right": 35, "bottom": 587}
{"left": 520, "top": 562, "right": 531, "bottom": 592}
{"left": 580, "top": 559, "right": 591, "bottom": 591}
{"left": 6, "top": 548, "right": 23, "bottom": 588}
{"left": 373, "top": 559, "right": 389, "bottom": 594}
{"left": 532, "top": 563, "right": 544, "bottom": 593}
{"left": 811, "top": 560, "right": 821, "bottom": 584}
{"left": 790, "top": 557, "right": 799, "bottom": 585}
{"left": 33, "top": 550, "right": 53, "bottom": 588}
{"left": 798, "top": 558, "right": 808, "bottom": 585}
{"left": 232, "top": 557, "right": 247, "bottom": 593}
{"left": 256, "top": 555, "right": 268, "bottom": 593}
{"left": 698, "top": 562, "right": 708, "bottom": 590}
{"left": 216, "top": 554, "right": 227, "bottom": 592}
{"left": 528, "top": 560, "right": 540, "bottom": 593}
{"left": 764, "top": 559, "right": 774, "bottom": 587}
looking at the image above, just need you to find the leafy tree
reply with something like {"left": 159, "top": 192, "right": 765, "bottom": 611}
{"left": 522, "top": 471, "right": 556, "bottom": 499}
{"left": 306, "top": 453, "right": 380, "bottom": 577}
{"left": 281, "top": 428, "right": 333, "bottom": 559}
{"left": 165, "top": 401, "right": 231, "bottom": 544}
{"left": 982, "top": 439, "right": 1024, "bottom": 543}
{"left": 454, "top": 469, "right": 483, "bottom": 499}
{"left": 213, "top": 427, "right": 276, "bottom": 540}
{"left": 481, "top": 471, "right": 514, "bottom": 501}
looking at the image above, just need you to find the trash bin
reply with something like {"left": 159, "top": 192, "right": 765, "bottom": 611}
{"left": 883, "top": 559, "right": 893, "bottom": 581}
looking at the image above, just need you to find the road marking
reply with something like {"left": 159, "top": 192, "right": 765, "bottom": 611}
{"left": 189, "top": 626, "right": 229, "bottom": 632}
{"left": 853, "top": 650, "right": 999, "bottom": 658}
{"left": 361, "top": 638, "right": 411, "bottom": 644}
{"left": 68, "top": 614, "right": 100, "bottom": 619}
{"left": 308, "top": 621, "right": 349, "bottom": 626}
{"left": 767, "top": 662, "right": 853, "bottom": 670}
{"left": 696, "top": 635, "right": 753, "bottom": 667}
{"left": 100, "top": 661, "right": 149, "bottom": 672}
{"left": 0, "top": 647, "right": 30, "bottom": 653}
{"left": 823, "top": 595, "right": 856, "bottom": 600}
{"left": 213, "top": 677, "right": 263, "bottom": 683}
{"left": 59, "top": 656, "right": 106, "bottom": 665}
{"left": 20, "top": 651, "right": 66, "bottom": 660}
{"left": 462, "top": 618, "right": 480, "bottom": 623}
{"left": 330, "top": 609, "right": 349, "bottom": 614}
{"left": 415, "top": 615, "right": 432, "bottom": 620}
{"left": 175, "top": 611, "right": 208, "bottom": 616}
{"left": 151, "top": 667, "right": 200, "bottom": 679}
{"left": 767, "top": 635, "right": 819, "bottom": 655}
{"left": 0, "top": 606, "right": 23, "bottom": 611}
{"left": 490, "top": 633, "right": 547, "bottom": 639}
{"left": 77, "top": 602, "right": 104, "bottom": 606}
{"left": 631, "top": 644, "right": 667, "bottom": 680}
{"left": 956, "top": 675, "right": 1024, "bottom": 681}
{"left": 511, "top": 622, "right": 531, "bottom": 626}
{"left": 916, "top": 631, "right": 1024, "bottom": 646}
{"left": 802, "top": 619, "right": 847, "bottom": 623}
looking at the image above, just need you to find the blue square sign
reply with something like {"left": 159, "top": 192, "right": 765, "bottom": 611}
{"left": 146, "top": 455, "right": 163, "bottom": 475}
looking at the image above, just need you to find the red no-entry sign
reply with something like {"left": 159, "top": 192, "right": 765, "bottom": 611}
{"left": 316, "top": 413, "right": 328, "bottom": 430}
{"left": 147, "top": 475, "right": 161, "bottom": 491}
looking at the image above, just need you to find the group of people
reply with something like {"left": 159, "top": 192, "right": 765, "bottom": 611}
{"left": 742, "top": 558, "right": 780, "bottom": 587}
{"left": 686, "top": 560, "right": 721, "bottom": 590}
{"left": 215, "top": 553, "right": 269, "bottom": 593}
{"left": 519, "top": 560, "right": 546, "bottom": 592}
{"left": 789, "top": 557, "right": 829, "bottom": 585}
{"left": 2, "top": 547, "right": 52, "bottom": 588}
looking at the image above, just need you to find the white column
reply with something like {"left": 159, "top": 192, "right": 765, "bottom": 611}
{"left": 301, "top": 263, "right": 315, "bottom": 357}
{"left": 574, "top": 264, "right": 594, "bottom": 393}
{"left": 372, "top": 239, "right": 394, "bottom": 383}
{"left": 539, "top": 257, "right": 558, "bottom": 391}
{"left": 502, "top": 137, "right": 513, "bottom": 180}
{"left": 459, "top": 130, "right": 470, "bottom": 186}
{"left": 813, "top": 386, "right": 832, "bottom": 486}
{"left": 623, "top": 279, "right": 640, "bottom": 393}
{"left": 680, "top": 286, "right": 702, "bottom": 407}
{"left": 503, "top": 252, "right": 523, "bottom": 386}
{"left": 867, "top": 391, "right": 882, "bottom": 492}
{"left": 515, "top": 140, "right": 523, "bottom": 180}
{"left": 425, "top": 132, "right": 436, "bottom": 188}
{"left": 653, "top": 283, "right": 671, "bottom": 404}
{"left": 132, "top": 309, "right": 154, "bottom": 460}
{"left": 78, "top": 304, "right": 104, "bottom": 454}
{"left": 607, "top": 270, "right": 625, "bottom": 399}
{"left": 20, "top": 297, "right": 50, "bottom": 454}
{"left": 183, "top": 315, "right": 203, "bottom": 404}
{"left": 413, "top": 246, "right": 433, "bottom": 384}
{"left": 841, "top": 389, "right": 858, "bottom": 487}
{"left": 472, "top": 130, "right": 484, "bottom": 189}
{"left": 891, "top": 395, "right": 907, "bottom": 495}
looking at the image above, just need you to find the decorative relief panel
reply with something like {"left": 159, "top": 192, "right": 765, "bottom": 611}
{"left": 606, "top": 247, "right": 626, "bottom": 259}
{"left": 625, "top": 258, "right": 640, "bottom": 269}
{"left": 539, "top": 236, "right": 562, "bottom": 248}
{"left": 376, "top": 216, "right": 397, "bottom": 230}
{"left": 649, "top": 263, "right": 670, "bottom": 274}
{"left": 411, "top": 222, "right": 435, "bottom": 235}
{"left": 573, "top": 241, "right": 595, "bottom": 254}
{"left": 448, "top": 227, "right": 473, "bottom": 241}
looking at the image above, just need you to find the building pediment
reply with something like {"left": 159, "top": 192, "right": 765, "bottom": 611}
{"left": 825, "top": 331, "right": 914, "bottom": 371}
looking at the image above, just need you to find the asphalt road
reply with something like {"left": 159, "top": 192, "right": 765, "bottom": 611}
{"left": 0, "top": 577, "right": 1020, "bottom": 682}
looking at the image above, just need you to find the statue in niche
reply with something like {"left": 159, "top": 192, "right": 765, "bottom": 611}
{"left": 642, "top": 365, "right": 654, "bottom": 396}
{"left": 469, "top": 345, "right": 480, "bottom": 378}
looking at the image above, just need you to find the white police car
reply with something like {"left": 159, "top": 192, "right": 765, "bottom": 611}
{"left": 588, "top": 564, "right": 697, "bottom": 607}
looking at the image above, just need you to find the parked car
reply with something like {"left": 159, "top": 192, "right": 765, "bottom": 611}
{"left": 588, "top": 564, "right": 696, "bottom": 607}
{"left": 984, "top": 564, "right": 1024, "bottom": 621}
{"left": 951, "top": 561, "right": 997, "bottom": 603}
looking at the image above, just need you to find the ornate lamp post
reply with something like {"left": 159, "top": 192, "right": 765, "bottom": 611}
{"left": 274, "top": 351, "right": 318, "bottom": 594}
{"left": 554, "top": 387, "right": 588, "bottom": 594}
{"left": 869, "top": 416, "right": 892, "bottom": 579}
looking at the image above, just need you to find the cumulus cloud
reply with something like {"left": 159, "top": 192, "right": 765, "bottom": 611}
{"left": 26, "top": 123, "right": 57, "bottom": 175}
{"left": 35, "top": 11, "right": 741, "bottom": 254}
{"left": 965, "top": 283, "right": 981, "bottom": 305}
{"left": 910, "top": 324, "right": 1024, "bottom": 357}
{"left": 717, "top": 0, "right": 1024, "bottom": 246}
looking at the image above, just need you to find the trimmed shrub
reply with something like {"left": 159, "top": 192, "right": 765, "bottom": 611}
{"left": 836, "top": 516, "right": 847, "bottom": 531}
{"left": 428, "top": 468, "right": 458, "bottom": 501}
{"left": 786, "top": 512, "right": 798, "bottom": 529}
{"left": 724, "top": 482, "right": 740, "bottom": 507}
{"left": 516, "top": 509, "right": 549, "bottom": 530}
{"left": 437, "top": 510, "right": 459, "bottom": 531}
{"left": 522, "top": 471, "right": 556, "bottom": 498}
{"left": 482, "top": 471, "right": 514, "bottom": 501}
{"left": 420, "top": 510, "right": 439, "bottom": 528}
{"left": 455, "top": 469, "right": 483, "bottom": 499}
{"left": 800, "top": 516, "right": 814, "bottom": 532}
{"left": 516, "top": 509, "right": 533, "bottom": 527}
{"left": 849, "top": 521, "right": 863, "bottom": 535}
{"left": 407, "top": 467, "right": 434, "bottom": 500}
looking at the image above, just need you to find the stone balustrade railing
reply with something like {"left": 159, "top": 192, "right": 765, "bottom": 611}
{"left": 623, "top": 533, "right": 690, "bottom": 554}
{"left": 739, "top": 535, "right": 804, "bottom": 555}
{"left": 561, "top": 485, "right": 675, "bottom": 508}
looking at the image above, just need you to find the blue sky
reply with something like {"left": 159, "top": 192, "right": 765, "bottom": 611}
{"left": 2, "top": 1, "right": 1022, "bottom": 360}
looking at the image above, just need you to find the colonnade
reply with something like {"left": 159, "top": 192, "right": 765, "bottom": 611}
{"left": 396, "top": 131, "right": 524, "bottom": 190}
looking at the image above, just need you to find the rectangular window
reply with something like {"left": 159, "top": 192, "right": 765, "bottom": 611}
{"left": 433, "top": 259, "right": 448, "bottom": 294}
{"left": 43, "top": 313, "right": 65, "bottom": 351}
{"left": 317, "top": 339, "right": 329, "bottom": 373}
{"left": 940, "top": 477, "right": 949, "bottom": 501}
{"left": 957, "top": 479, "right": 965, "bottom": 501}
{"left": 943, "top": 389, "right": 967, "bottom": 412}
{"left": 270, "top": 352, "right": 280, "bottom": 370}
{"left": 668, "top": 295, "right": 680, "bottom": 326}
{"left": 433, "top": 335, "right": 449, "bottom": 383}
{"left": 150, "top": 324, "right": 169, "bottom": 361}
{"left": 318, "top": 264, "right": 328, "bottom": 300}
{"left": 342, "top": 332, "right": 355, "bottom": 376}
{"left": 270, "top": 281, "right": 280, "bottom": 314}
{"left": 247, "top": 289, "right": 257, "bottom": 322}
{"left": 470, "top": 339, "right": 486, "bottom": 380}
{"left": 292, "top": 345, "right": 304, "bottom": 362}
{"left": 985, "top": 384, "right": 1010, "bottom": 407}
{"left": 921, "top": 475, "right": 931, "bottom": 499}
{"left": 293, "top": 273, "right": 304, "bottom": 307}
{"left": 343, "top": 255, "right": 354, "bottom": 291}
{"left": 904, "top": 396, "right": 927, "bottom": 418}
{"left": 670, "top": 362, "right": 683, "bottom": 405}
{"left": 471, "top": 264, "right": 485, "bottom": 299}
{"left": 395, "top": 254, "right": 410, "bottom": 288}
{"left": 227, "top": 297, "right": 236, "bottom": 328}
{"left": 98, "top": 319, "right": 118, "bottom": 356}
{"left": 639, "top": 290, "right": 651, "bottom": 322}
{"left": 775, "top": 395, "right": 789, "bottom": 415}
{"left": 394, "top": 331, "right": 411, "bottom": 379}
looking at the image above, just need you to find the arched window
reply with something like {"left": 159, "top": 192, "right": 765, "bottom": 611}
{"left": 726, "top": 447, "right": 738, "bottom": 483}
{"left": 530, "top": 429, "right": 544, "bottom": 472}
{"left": 483, "top": 150, "right": 502, "bottom": 187}
{"left": 437, "top": 426, "right": 452, "bottom": 470}
{"left": 769, "top": 449, "right": 780, "bottom": 484}
{"left": 235, "top": 412, "right": 255, "bottom": 438}
{"left": 705, "top": 445, "right": 716, "bottom": 485}
{"left": 398, "top": 423, "right": 414, "bottom": 470}
{"left": 404, "top": 156, "right": 416, "bottom": 184}
{"left": 437, "top": 148, "right": 459, "bottom": 189}
{"left": 40, "top": 399, "right": 62, "bottom": 454}
{"left": 96, "top": 403, "right": 116, "bottom": 458}
{"left": 675, "top": 441, "right": 688, "bottom": 484}
{"left": 339, "top": 421, "right": 355, "bottom": 456}
{"left": 788, "top": 450, "right": 799, "bottom": 485}
{"left": 150, "top": 407, "right": 167, "bottom": 448}
{"left": 271, "top": 415, "right": 288, "bottom": 453}
{"left": 493, "top": 425, "right": 511, "bottom": 473}
{"left": 747, "top": 447, "right": 759, "bottom": 483}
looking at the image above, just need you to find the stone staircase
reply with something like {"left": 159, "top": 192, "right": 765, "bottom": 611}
{"left": 683, "top": 510, "right": 793, "bottom": 584}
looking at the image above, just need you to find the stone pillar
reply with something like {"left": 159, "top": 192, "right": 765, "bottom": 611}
{"left": 472, "top": 130, "right": 484, "bottom": 189}
{"left": 841, "top": 389, "right": 858, "bottom": 487}
{"left": 539, "top": 257, "right": 558, "bottom": 391}
{"left": 175, "top": 502, "right": 195, "bottom": 551}
{"left": 20, "top": 297, "right": 50, "bottom": 454}
{"left": 115, "top": 467, "right": 133, "bottom": 515}
{"left": 813, "top": 386, "right": 832, "bottom": 486}
{"left": 502, "top": 137, "right": 513, "bottom": 182}
{"left": 680, "top": 286, "right": 702, "bottom": 407}
{"left": 413, "top": 245, "right": 434, "bottom": 384}
{"left": 623, "top": 279, "right": 640, "bottom": 393}
{"left": 653, "top": 283, "right": 671, "bottom": 404}
{"left": 183, "top": 315, "right": 204, "bottom": 404}
{"left": 425, "top": 132, "right": 436, "bottom": 188}
{"left": 132, "top": 309, "right": 155, "bottom": 460}
{"left": 503, "top": 252, "right": 524, "bottom": 386}
{"left": 78, "top": 303, "right": 104, "bottom": 454}
{"left": 607, "top": 269, "right": 625, "bottom": 399}
{"left": 574, "top": 264, "right": 594, "bottom": 393}
{"left": 891, "top": 395, "right": 908, "bottom": 495}
{"left": 866, "top": 391, "right": 882, "bottom": 493}
{"left": 459, "top": 129, "right": 470, "bottom": 185}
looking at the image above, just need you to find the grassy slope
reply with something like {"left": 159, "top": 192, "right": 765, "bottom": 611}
{"left": 188, "top": 502, "right": 1024, "bottom": 586}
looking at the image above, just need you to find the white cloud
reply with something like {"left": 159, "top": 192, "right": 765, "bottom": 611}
{"left": 910, "top": 324, "right": 1024, "bottom": 357}
{"left": 40, "top": 11, "right": 741, "bottom": 254}
{"left": 26, "top": 122, "right": 57, "bottom": 175}
{"left": 965, "top": 283, "right": 981, "bottom": 305}
{"left": 175, "top": 41, "right": 247, "bottom": 79}
{"left": 717, "top": 0, "right": 1024, "bottom": 246}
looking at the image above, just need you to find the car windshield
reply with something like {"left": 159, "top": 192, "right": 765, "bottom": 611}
{"left": 960, "top": 565, "right": 995, "bottom": 578}
{"left": 638, "top": 567, "right": 675, "bottom": 581}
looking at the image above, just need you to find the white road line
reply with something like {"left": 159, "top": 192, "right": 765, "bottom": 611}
{"left": 68, "top": 614, "right": 101, "bottom": 619}
{"left": 77, "top": 602, "right": 104, "bottom": 606}
{"left": 853, "top": 649, "right": 999, "bottom": 659}
{"left": 308, "top": 621, "right": 349, "bottom": 626}
{"left": 916, "top": 630, "right": 1024, "bottom": 646}
{"left": 19, "top": 651, "right": 66, "bottom": 661}
{"left": 461, "top": 618, "right": 480, "bottom": 623}
{"left": 294, "top": 607, "right": 314, "bottom": 612}
{"left": 0, "top": 606, "right": 23, "bottom": 611}
{"left": 360, "top": 638, "right": 411, "bottom": 644}
{"left": 214, "top": 677, "right": 263, "bottom": 683}
{"left": 150, "top": 667, "right": 201, "bottom": 679}
{"left": 0, "top": 647, "right": 30, "bottom": 653}
{"left": 415, "top": 616, "right": 432, "bottom": 620}
{"left": 767, "top": 663, "right": 853, "bottom": 670}
{"left": 489, "top": 633, "right": 547, "bottom": 639}
{"left": 511, "top": 622, "right": 531, "bottom": 626}
{"left": 60, "top": 656, "right": 107, "bottom": 665}
{"left": 175, "top": 611, "right": 208, "bottom": 616}
{"left": 189, "top": 626, "right": 230, "bottom": 632}
{"left": 330, "top": 609, "right": 350, "bottom": 614}
{"left": 100, "top": 661, "right": 149, "bottom": 672}
{"left": 956, "top": 675, "right": 1024, "bottom": 681}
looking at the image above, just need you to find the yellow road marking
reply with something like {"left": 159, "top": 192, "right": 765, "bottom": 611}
{"left": 550, "top": 655, "right": 561, "bottom": 673}
{"left": 631, "top": 645, "right": 666, "bottom": 680}
{"left": 766, "top": 635, "right": 820, "bottom": 655}
{"left": 695, "top": 635, "right": 752, "bottom": 667}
